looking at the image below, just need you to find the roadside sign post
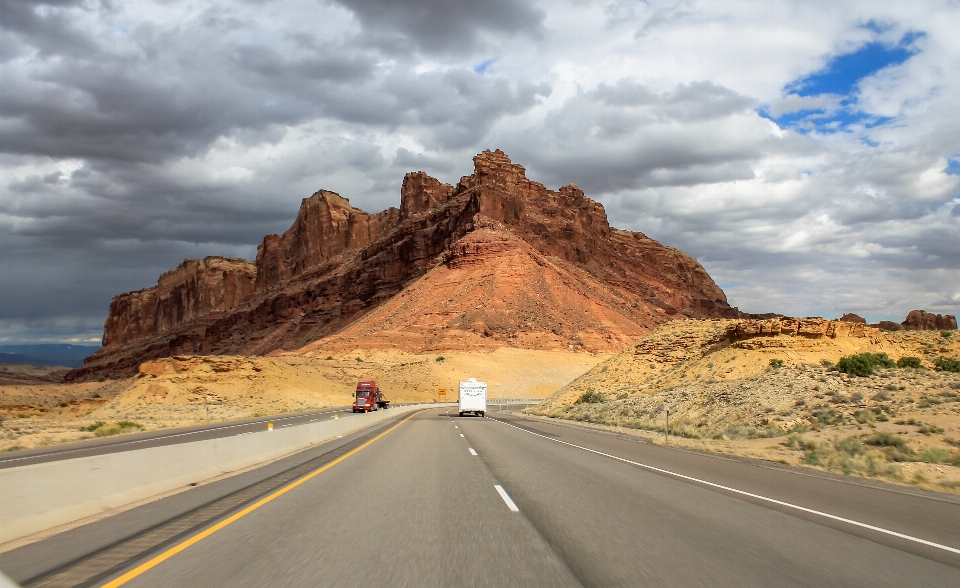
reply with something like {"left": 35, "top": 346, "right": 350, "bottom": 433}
{"left": 664, "top": 407, "right": 669, "bottom": 444}
{"left": 438, "top": 388, "right": 447, "bottom": 403}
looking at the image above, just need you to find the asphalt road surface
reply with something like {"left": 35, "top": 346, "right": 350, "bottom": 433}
{"left": 0, "top": 405, "right": 401, "bottom": 469}
{"left": 4, "top": 407, "right": 959, "bottom": 587}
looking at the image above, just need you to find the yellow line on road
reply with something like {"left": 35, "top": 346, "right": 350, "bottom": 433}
{"left": 101, "top": 410, "right": 422, "bottom": 587}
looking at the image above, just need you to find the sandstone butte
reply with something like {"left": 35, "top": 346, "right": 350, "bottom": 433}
{"left": 68, "top": 150, "right": 753, "bottom": 382}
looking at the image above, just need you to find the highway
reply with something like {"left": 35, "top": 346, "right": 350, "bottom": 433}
{"left": 0, "top": 405, "right": 362, "bottom": 469}
{"left": 3, "top": 406, "right": 959, "bottom": 587}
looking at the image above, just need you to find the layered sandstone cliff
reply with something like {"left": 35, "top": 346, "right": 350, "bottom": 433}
{"left": 68, "top": 150, "right": 737, "bottom": 381}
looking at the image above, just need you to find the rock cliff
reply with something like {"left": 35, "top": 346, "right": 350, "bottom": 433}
{"left": 68, "top": 150, "right": 737, "bottom": 381}
{"left": 868, "top": 310, "right": 957, "bottom": 332}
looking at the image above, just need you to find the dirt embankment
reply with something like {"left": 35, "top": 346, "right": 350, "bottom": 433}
{"left": 528, "top": 319, "right": 960, "bottom": 493}
{"left": 1, "top": 349, "right": 604, "bottom": 452}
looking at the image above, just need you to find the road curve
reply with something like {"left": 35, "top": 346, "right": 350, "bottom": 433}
{"left": 3, "top": 407, "right": 958, "bottom": 587}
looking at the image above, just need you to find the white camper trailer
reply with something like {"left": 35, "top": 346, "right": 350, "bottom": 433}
{"left": 458, "top": 378, "right": 487, "bottom": 417}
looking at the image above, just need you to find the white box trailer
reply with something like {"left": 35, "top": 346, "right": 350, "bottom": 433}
{"left": 458, "top": 378, "right": 487, "bottom": 417}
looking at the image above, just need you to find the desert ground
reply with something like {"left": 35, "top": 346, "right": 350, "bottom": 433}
{"left": 0, "top": 348, "right": 606, "bottom": 452}
{"left": 528, "top": 320, "right": 960, "bottom": 494}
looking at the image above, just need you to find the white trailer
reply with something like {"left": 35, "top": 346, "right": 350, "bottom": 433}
{"left": 458, "top": 378, "right": 487, "bottom": 417}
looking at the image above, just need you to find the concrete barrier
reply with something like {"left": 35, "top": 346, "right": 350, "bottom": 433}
{"left": 0, "top": 404, "right": 453, "bottom": 544}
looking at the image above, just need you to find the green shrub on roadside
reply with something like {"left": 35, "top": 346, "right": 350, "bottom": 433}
{"left": 574, "top": 389, "right": 606, "bottom": 404}
{"left": 769, "top": 358, "right": 784, "bottom": 368}
{"left": 896, "top": 356, "right": 922, "bottom": 369}
{"left": 919, "top": 446, "right": 951, "bottom": 464}
{"left": 79, "top": 421, "right": 105, "bottom": 432}
{"left": 933, "top": 356, "right": 960, "bottom": 373}
{"left": 94, "top": 420, "right": 144, "bottom": 438}
{"left": 941, "top": 330, "right": 954, "bottom": 338}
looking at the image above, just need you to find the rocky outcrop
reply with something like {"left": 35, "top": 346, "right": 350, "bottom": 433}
{"left": 68, "top": 150, "right": 737, "bottom": 381}
{"left": 867, "top": 310, "right": 957, "bottom": 332}
{"left": 254, "top": 190, "right": 400, "bottom": 291}
{"left": 103, "top": 257, "right": 256, "bottom": 347}
{"left": 840, "top": 313, "right": 866, "bottom": 324}
{"left": 901, "top": 310, "right": 957, "bottom": 331}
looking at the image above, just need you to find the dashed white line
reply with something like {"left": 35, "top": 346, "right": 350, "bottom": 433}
{"left": 469, "top": 448, "right": 478, "bottom": 456}
{"left": 494, "top": 484, "right": 519, "bottom": 512}
{"left": 489, "top": 417, "right": 960, "bottom": 556}
{"left": 460, "top": 433, "right": 465, "bottom": 437}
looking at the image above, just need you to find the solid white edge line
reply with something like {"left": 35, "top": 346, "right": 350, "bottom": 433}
{"left": 495, "top": 484, "right": 520, "bottom": 512}
{"left": 489, "top": 417, "right": 960, "bottom": 556}
{"left": 469, "top": 448, "right": 478, "bottom": 455}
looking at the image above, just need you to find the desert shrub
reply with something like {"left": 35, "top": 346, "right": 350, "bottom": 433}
{"left": 784, "top": 434, "right": 803, "bottom": 449}
{"left": 769, "top": 358, "right": 784, "bottom": 368}
{"left": 853, "top": 409, "right": 874, "bottom": 424}
{"left": 812, "top": 409, "right": 843, "bottom": 426}
{"left": 850, "top": 392, "right": 864, "bottom": 403}
{"left": 435, "top": 356, "right": 445, "bottom": 362}
{"left": 821, "top": 359, "right": 834, "bottom": 368}
{"left": 933, "top": 357, "right": 960, "bottom": 373}
{"left": 836, "top": 353, "right": 895, "bottom": 376}
{"left": 865, "top": 431, "right": 909, "bottom": 450}
{"left": 919, "top": 446, "right": 951, "bottom": 464}
{"left": 94, "top": 420, "right": 144, "bottom": 438}
{"left": 617, "top": 392, "right": 629, "bottom": 400}
{"left": 942, "top": 330, "right": 954, "bottom": 338}
{"left": 325, "top": 356, "right": 333, "bottom": 360}
{"left": 836, "top": 436, "right": 864, "bottom": 455}
{"left": 354, "top": 357, "right": 363, "bottom": 362}
{"left": 896, "top": 356, "right": 922, "bottom": 369}
{"left": 917, "top": 424, "right": 944, "bottom": 435}
{"left": 79, "top": 421, "right": 105, "bottom": 432}
{"left": 96, "top": 375, "right": 106, "bottom": 383}
{"left": 574, "top": 389, "right": 605, "bottom": 404}
{"left": 91, "top": 393, "right": 100, "bottom": 399}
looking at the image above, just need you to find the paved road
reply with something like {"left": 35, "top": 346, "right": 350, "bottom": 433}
{"left": 5, "top": 407, "right": 959, "bottom": 587}
{"left": 0, "top": 405, "right": 438, "bottom": 469}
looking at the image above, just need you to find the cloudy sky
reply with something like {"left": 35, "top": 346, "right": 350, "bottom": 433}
{"left": 2, "top": 0, "right": 959, "bottom": 345}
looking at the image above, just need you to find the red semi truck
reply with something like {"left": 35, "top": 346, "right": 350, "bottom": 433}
{"left": 352, "top": 381, "right": 389, "bottom": 413}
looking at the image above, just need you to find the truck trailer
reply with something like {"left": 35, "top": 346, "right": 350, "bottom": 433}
{"left": 458, "top": 378, "right": 486, "bottom": 417}
{"left": 353, "top": 381, "right": 389, "bottom": 413}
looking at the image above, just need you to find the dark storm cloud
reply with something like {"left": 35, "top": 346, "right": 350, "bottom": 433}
{"left": 498, "top": 80, "right": 767, "bottom": 194}
{"left": 330, "top": 0, "right": 546, "bottom": 54}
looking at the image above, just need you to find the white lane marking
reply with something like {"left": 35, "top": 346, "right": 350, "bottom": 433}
{"left": 495, "top": 484, "right": 519, "bottom": 512}
{"left": 460, "top": 433, "right": 465, "bottom": 437}
{"left": 490, "top": 418, "right": 960, "bottom": 556}
{"left": 454, "top": 426, "right": 459, "bottom": 428}
{"left": 469, "top": 448, "right": 478, "bottom": 456}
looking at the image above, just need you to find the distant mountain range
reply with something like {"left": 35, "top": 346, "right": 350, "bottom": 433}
{"left": 0, "top": 344, "right": 100, "bottom": 368}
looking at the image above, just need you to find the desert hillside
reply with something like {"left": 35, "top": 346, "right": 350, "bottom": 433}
{"left": 528, "top": 318, "right": 960, "bottom": 492}
{"left": 1, "top": 348, "right": 604, "bottom": 452}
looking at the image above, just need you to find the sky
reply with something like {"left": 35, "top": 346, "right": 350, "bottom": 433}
{"left": 1, "top": 0, "right": 959, "bottom": 345}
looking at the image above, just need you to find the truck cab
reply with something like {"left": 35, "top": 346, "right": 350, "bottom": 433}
{"left": 353, "top": 381, "right": 389, "bottom": 413}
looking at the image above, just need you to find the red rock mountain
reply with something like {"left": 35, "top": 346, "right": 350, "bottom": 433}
{"left": 67, "top": 150, "right": 737, "bottom": 381}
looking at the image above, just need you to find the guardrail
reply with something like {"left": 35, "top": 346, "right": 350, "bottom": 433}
{"left": 485, "top": 398, "right": 545, "bottom": 404}
{"left": 0, "top": 403, "right": 455, "bottom": 544}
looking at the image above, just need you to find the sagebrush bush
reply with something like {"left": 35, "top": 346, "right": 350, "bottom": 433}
{"left": 836, "top": 353, "right": 895, "bottom": 376}
{"left": 934, "top": 356, "right": 960, "bottom": 373}
{"left": 574, "top": 389, "right": 605, "bottom": 404}
{"left": 896, "top": 356, "right": 922, "bottom": 369}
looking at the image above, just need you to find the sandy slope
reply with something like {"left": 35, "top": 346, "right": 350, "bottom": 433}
{"left": 529, "top": 319, "right": 960, "bottom": 493}
{"left": 0, "top": 348, "right": 604, "bottom": 452}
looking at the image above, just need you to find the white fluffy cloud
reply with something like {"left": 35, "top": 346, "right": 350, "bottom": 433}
{"left": 1, "top": 0, "right": 958, "bottom": 343}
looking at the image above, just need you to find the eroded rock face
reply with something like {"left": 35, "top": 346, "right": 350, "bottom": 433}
{"left": 103, "top": 257, "right": 256, "bottom": 347}
{"left": 840, "top": 313, "right": 866, "bottom": 324}
{"left": 901, "top": 310, "right": 957, "bottom": 331}
{"left": 69, "top": 150, "right": 738, "bottom": 381}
